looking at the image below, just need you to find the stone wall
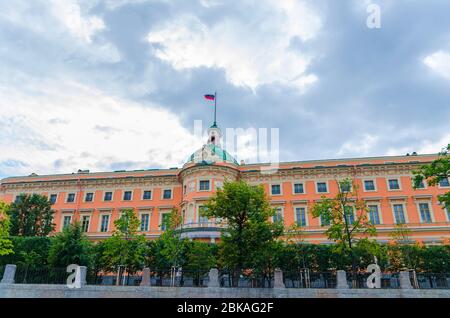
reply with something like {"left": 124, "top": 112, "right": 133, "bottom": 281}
{"left": 1, "top": 284, "right": 449, "bottom": 298}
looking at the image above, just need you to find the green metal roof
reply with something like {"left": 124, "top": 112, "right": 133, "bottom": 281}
{"left": 186, "top": 143, "right": 238, "bottom": 165}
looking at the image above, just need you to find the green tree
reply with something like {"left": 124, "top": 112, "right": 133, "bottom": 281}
{"left": 203, "top": 180, "right": 284, "bottom": 287}
{"left": 8, "top": 193, "right": 55, "bottom": 236}
{"left": 0, "top": 201, "right": 13, "bottom": 256}
{"left": 100, "top": 209, "right": 147, "bottom": 283}
{"left": 47, "top": 222, "right": 92, "bottom": 267}
{"left": 311, "top": 178, "right": 376, "bottom": 284}
{"left": 413, "top": 144, "right": 450, "bottom": 206}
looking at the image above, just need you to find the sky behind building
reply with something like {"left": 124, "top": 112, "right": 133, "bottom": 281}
{"left": 1, "top": 0, "right": 449, "bottom": 178}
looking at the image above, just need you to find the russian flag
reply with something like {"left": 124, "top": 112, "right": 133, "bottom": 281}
{"left": 204, "top": 94, "right": 215, "bottom": 101}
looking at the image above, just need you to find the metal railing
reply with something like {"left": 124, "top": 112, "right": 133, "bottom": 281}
{"left": 150, "top": 269, "right": 210, "bottom": 287}
{"left": 283, "top": 269, "right": 337, "bottom": 288}
{"left": 414, "top": 273, "right": 450, "bottom": 289}
{"left": 219, "top": 270, "right": 274, "bottom": 288}
{"left": 0, "top": 265, "right": 5, "bottom": 280}
{"left": 14, "top": 266, "right": 69, "bottom": 285}
{"left": 87, "top": 272, "right": 142, "bottom": 286}
{"left": 346, "top": 272, "right": 400, "bottom": 289}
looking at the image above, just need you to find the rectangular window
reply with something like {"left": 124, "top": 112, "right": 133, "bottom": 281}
{"left": 67, "top": 193, "right": 75, "bottom": 203}
{"left": 293, "top": 183, "right": 304, "bottom": 194}
{"left": 271, "top": 184, "right": 281, "bottom": 195}
{"left": 340, "top": 181, "right": 352, "bottom": 192}
{"left": 140, "top": 214, "right": 150, "bottom": 231}
{"left": 364, "top": 180, "right": 376, "bottom": 191}
{"left": 161, "top": 213, "right": 171, "bottom": 231}
{"left": 320, "top": 214, "right": 330, "bottom": 226}
{"left": 295, "top": 207, "right": 307, "bottom": 227}
{"left": 393, "top": 204, "right": 406, "bottom": 224}
{"left": 418, "top": 203, "right": 432, "bottom": 223}
{"left": 388, "top": 179, "right": 400, "bottom": 190}
{"left": 199, "top": 180, "right": 210, "bottom": 191}
{"left": 49, "top": 194, "right": 57, "bottom": 204}
{"left": 63, "top": 215, "right": 72, "bottom": 229}
{"left": 81, "top": 216, "right": 90, "bottom": 232}
{"left": 344, "top": 206, "right": 355, "bottom": 224}
{"left": 447, "top": 204, "right": 450, "bottom": 221}
{"left": 163, "top": 189, "right": 172, "bottom": 199}
{"left": 368, "top": 205, "right": 380, "bottom": 225}
{"left": 104, "top": 191, "right": 113, "bottom": 201}
{"left": 142, "top": 190, "right": 152, "bottom": 200}
{"left": 273, "top": 208, "right": 283, "bottom": 223}
{"left": 199, "top": 206, "right": 209, "bottom": 223}
{"left": 123, "top": 191, "right": 132, "bottom": 201}
{"left": 414, "top": 179, "right": 425, "bottom": 189}
{"left": 100, "top": 215, "right": 110, "bottom": 232}
{"left": 85, "top": 192, "right": 94, "bottom": 202}
{"left": 317, "top": 182, "right": 328, "bottom": 193}
{"left": 439, "top": 177, "right": 450, "bottom": 187}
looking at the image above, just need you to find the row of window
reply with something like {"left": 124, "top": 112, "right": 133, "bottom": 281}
{"left": 272, "top": 202, "right": 450, "bottom": 226}
{"left": 41, "top": 189, "right": 174, "bottom": 205}
{"left": 62, "top": 212, "right": 172, "bottom": 233}
{"left": 269, "top": 177, "right": 450, "bottom": 196}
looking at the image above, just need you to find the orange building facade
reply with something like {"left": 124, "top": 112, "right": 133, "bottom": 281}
{"left": 1, "top": 124, "right": 449, "bottom": 244}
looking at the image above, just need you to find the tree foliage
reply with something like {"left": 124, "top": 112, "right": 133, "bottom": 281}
{"left": 413, "top": 144, "right": 450, "bottom": 207}
{"left": 0, "top": 201, "right": 13, "bottom": 256}
{"left": 311, "top": 178, "right": 376, "bottom": 275}
{"left": 8, "top": 193, "right": 55, "bottom": 237}
{"left": 100, "top": 209, "right": 147, "bottom": 275}
{"left": 47, "top": 222, "right": 93, "bottom": 267}
{"left": 203, "top": 180, "right": 284, "bottom": 286}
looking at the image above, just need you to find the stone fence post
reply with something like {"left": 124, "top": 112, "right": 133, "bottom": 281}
{"left": 78, "top": 266, "right": 87, "bottom": 288}
{"left": 399, "top": 271, "right": 413, "bottom": 289}
{"left": 140, "top": 268, "right": 151, "bottom": 287}
{"left": 207, "top": 268, "right": 219, "bottom": 287}
{"left": 1, "top": 264, "right": 17, "bottom": 284}
{"left": 274, "top": 268, "right": 285, "bottom": 288}
{"left": 336, "top": 270, "right": 348, "bottom": 289}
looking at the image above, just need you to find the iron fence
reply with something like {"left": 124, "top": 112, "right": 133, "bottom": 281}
{"left": 0, "top": 265, "right": 5, "bottom": 280}
{"left": 346, "top": 272, "right": 400, "bottom": 289}
{"left": 283, "top": 269, "right": 336, "bottom": 288}
{"left": 219, "top": 270, "right": 274, "bottom": 288}
{"left": 87, "top": 272, "right": 142, "bottom": 286}
{"left": 414, "top": 273, "right": 450, "bottom": 289}
{"left": 150, "top": 269, "right": 210, "bottom": 287}
{"left": 14, "top": 266, "right": 69, "bottom": 285}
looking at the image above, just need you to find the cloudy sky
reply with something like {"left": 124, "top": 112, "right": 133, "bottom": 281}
{"left": 1, "top": 0, "right": 449, "bottom": 178}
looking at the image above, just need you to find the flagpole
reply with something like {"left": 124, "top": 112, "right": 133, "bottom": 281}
{"left": 214, "top": 91, "right": 217, "bottom": 126}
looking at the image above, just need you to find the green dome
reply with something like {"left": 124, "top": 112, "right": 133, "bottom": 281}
{"left": 186, "top": 143, "right": 238, "bottom": 165}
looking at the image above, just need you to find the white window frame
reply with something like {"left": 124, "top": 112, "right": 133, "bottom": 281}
{"left": 122, "top": 190, "right": 134, "bottom": 201}
{"left": 315, "top": 181, "right": 329, "bottom": 194}
{"left": 411, "top": 177, "right": 427, "bottom": 190}
{"left": 98, "top": 213, "right": 111, "bottom": 233}
{"left": 446, "top": 205, "right": 450, "bottom": 222}
{"left": 437, "top": 177, "right": 450, "bottom": 189}
{"left": 139, "top": 212, "right": 151, "bottom": 232}
{"left": 293, "top": 205, "right": 308, "bottom": 227}
{"left": 292, "top": 181, "right": 306, "bottom": 195}
{"left": 84, "top": 191, "right": 95, "bottom": 203}
{"left": 197, "top": 179, "right": 212, "bottom": 192}
{"left": 272, "top": 206, "right": 284, "bottom": 223}
{"left": 49, "top": 193, "right": 58, "bottom": 204}
{"left": 367, "top": 203, "right": 383, "bottom": 225}
{"left": 416, "top": 201, "right": 435, "bottom": 224}
{"left": 65, "top": 193, "right": 77, "bottom": 203}
{"left": 159, "top": 211, "right": 171, "bottom": 230}
{"left": 386, "top": 178, "right": 402, "bottom": 191}
{"left": 344, "top": 205, "right": 356, "bottom": 225}
{"left": 80, "top": 214, "right": 91, "bottom": 233}
{"left": 362, "top": 178, "right": 377, "bottom": 192}
{"left": 61, "top": 214, "right": 73, "bottom": 231}
{"left": 338, "top": 179, "right": 353, "bottom": 193}
{"left": 103, "top": 190, "right": 114, "bottom": 202}
{"left": 270, "top": 183, "right": 283, "bottom": 196}
{"left": 197, "top": 204, "right": 209, "bottom": 223}
{"left": 141, "top": 189, "right": 153, "bottom": 200}
{"left": 161, "top": 188, "right": 173, "bottom": 200}
{"left": 390, "top": 202, "right": 409, "bottom": 224}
